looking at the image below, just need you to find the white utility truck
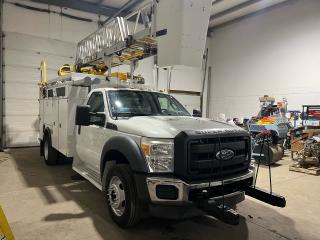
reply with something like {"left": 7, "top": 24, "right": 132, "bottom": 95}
{"left": 39, "top": 0, "right": 285, "bottom": 228}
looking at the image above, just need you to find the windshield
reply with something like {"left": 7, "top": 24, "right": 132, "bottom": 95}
{"left": 107, "top": 90, "right": 190, "bottom": 118}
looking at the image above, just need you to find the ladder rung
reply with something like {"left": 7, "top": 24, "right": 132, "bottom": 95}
{"left": 75, "top": 1, "right": 154, "bottom": 68}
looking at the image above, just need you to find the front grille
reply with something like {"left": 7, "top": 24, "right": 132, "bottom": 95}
{"left": 174, "top": 131, "right": 251, "bottom": 181}
{"left": 188, "top": 136, "right": 249, "bottom": 175}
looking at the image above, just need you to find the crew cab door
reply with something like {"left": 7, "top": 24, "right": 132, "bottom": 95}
{"left": 76, "top": 91, "right": 110, "bottom": 171}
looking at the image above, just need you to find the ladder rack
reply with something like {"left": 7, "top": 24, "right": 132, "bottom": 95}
{"left": 75, "top": 0, "right": 212, "bottom": 72}
{"left": 75, "top": 1, "right": 157, "bottom": 70}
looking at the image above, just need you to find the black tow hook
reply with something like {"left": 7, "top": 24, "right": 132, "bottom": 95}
{"left": 198, "top": 200, "right": 239, "bottom": 225}
{"left": 245, "top": 186, "right": 286, "bottom": 208}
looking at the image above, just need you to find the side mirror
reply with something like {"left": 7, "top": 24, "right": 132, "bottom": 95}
{"left": 76, "top": 105, "right": 90, "bottom": 126}
{"left": 90, "top": 113, "right": 106, "bottom": 127}
{"left": 193, "top": 109, "right": 202, "bottom": 117}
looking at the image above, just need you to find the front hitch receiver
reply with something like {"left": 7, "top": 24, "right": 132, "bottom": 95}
{"left": 198, "top": 201, "right": 239, "bottom": 225}
{"left": 245, "top": 186, "right": 286, "bottom": 208}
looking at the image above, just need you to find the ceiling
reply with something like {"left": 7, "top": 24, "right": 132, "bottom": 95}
{"left": 30, "top": 0, "right": 292, "bottom": 32}
{"left": 210, "top": 0, "right": 290, "bottom": 30}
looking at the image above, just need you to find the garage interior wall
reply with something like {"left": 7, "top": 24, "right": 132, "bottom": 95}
{"left": 2, "top": 0, "right": 102, "bottom": 147}
{"left": 208, "top": 0, "right": 320, "bottom": 120}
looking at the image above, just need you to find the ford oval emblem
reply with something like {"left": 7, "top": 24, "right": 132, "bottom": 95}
{"left": 216, "top": 149, "right": 234, "bottom": 160}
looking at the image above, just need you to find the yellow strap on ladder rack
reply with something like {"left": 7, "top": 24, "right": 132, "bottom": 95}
{"left": 58, "top": 64, "right": 75, "bottom": 76}
{"left": 119, "top": 50, "right": 145, "bottom": 62}
{"left": 39, "top": 60, "right": 47, "bottom": 86}
{"left": 110, "top": 72, "right": 128, "bottom": 80}
{"left": 0, "top": 206, "right": 15, "bottom": 240}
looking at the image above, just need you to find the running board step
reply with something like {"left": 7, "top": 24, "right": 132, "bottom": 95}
{"left": 198, "top": 201, "right": 239, "bottom": 225}
{"left": 245, "top": 186, "right": 286, "bottom": 208}
{"left": 73, "top": 164, "right": 102, "bottom": 190}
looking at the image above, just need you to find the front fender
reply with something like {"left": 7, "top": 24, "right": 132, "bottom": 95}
{"left": 100, "top": 135, "right": 148, "bottom": 175}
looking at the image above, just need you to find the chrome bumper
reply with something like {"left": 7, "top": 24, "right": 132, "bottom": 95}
{"left": 146, "top": 166, "right": 255, "bottom": 204}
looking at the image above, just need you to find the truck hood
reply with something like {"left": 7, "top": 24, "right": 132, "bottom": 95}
{"left": 114, "top": 116, "right": 247, "bottom": 138}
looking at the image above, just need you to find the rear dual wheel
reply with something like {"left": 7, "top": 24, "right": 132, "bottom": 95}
{"left": 43, "top": 133, "right": 58, "bottom": 165}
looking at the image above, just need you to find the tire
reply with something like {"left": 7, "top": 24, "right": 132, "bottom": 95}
{"left": 43, "top": 133, "right": 58, "bottom": 165}
{"left": 104, "top": 164, "right": 141, "bottom": 228}
{"left": 40, "top": 140, "right": 44, "bottom": 156}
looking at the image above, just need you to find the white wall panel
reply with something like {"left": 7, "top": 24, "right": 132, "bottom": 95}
{"left": 3, "top": 1, "right": 97, "bottom": 43}
{"left": 3, "top": 2, "right": 50, "bottom": 38}
{"left": 5, "top": 82, "right": 39, "bottom": 100}
{"left": 170, "top": 67, "right": 203, "bottom": 92}
{"left": 5, "top": 100, "right": 39, "bottom": 117}
{"left": 5, "top": 49, "right": 74, "bottom": 69}
{"left": 2, "top": 1, "right": 100, "bottom": 147}
{"left": 5, "top": 116, "right": 39, "bottom": 147}
{"left": 5, "top": 32, "right": 76, "bottom": 56}
{"left": 209, "top": 0, "right": 320, "bottom": 119}
{"left": 3, "top": 34, "right": 76, "bottom": 146}
{"left": 4, "top": 65, "right": 55, "bottom": 84}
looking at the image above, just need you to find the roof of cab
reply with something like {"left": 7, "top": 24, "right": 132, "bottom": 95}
{"left": 94, "top": 87, "right": 168, "bottom": 95}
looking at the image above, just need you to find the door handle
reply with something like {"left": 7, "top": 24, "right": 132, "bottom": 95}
{"left": 59, "top": 123, "right": 61, "bottom": 128}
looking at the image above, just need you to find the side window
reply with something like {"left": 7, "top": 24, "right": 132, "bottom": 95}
{"left": 86, "top": 92, "right": 105, "bottom": 127}
{"left": 42, "top": 88, "right": 47, "bottom": 98}
{"left": 158, "top": 96, "right": 179, "bottom": 112}
{"left": 87, "top": 92, "right": 105, "bottom": 113}
{"left": 56, "top": 87, "right": 65, "bottom": 97}
{"left": 48, "top": 89, "right": 53, "bottom": 98}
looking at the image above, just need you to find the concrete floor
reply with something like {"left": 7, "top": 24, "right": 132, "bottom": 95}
{"left": 0, "top": 148, "right": 319, "bottom": 240}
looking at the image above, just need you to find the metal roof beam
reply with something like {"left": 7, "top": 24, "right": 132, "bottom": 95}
{"left": 210, "top": 0, "right": 263, "bottom": 21}
{"left": 127, "top": 0, "right": 145, "bottom": 12}
{"left": 30, "top": 0, "right": 129, "bottom": 17}
{"left": 208, "top": 0, "right": 294, "bottom": 33}
{"left": 102, "top": 0, "right": 142, "bottom": 25}
{"left": 212, "top": 0, "right": 224, "bottom": 5}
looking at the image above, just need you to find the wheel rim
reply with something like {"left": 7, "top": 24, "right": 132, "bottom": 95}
{"left": 107, "top": 176, "right": 126, "bottom": 216}
{"left": 44, "top": 140, "right": 49, "bottom": 161}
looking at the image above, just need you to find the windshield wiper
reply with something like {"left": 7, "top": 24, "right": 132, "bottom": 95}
{"left": 116, "top": 112, "right": 153, "bottom": 117}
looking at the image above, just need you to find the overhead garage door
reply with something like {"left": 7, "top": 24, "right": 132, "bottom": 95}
{"left": 1, "top": 1, "right": 98, "bottom": 147}
{"left": 3, "top": 32, "right": 75, "bottom": 147}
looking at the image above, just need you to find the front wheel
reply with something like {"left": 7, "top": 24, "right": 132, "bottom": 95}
{"left": 105, "top": 164, "right": 141, "bottom": 228}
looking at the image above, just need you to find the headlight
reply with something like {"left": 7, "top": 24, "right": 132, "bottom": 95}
{"left": 140, "top": 137, "right": 174, "bottom": 173}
